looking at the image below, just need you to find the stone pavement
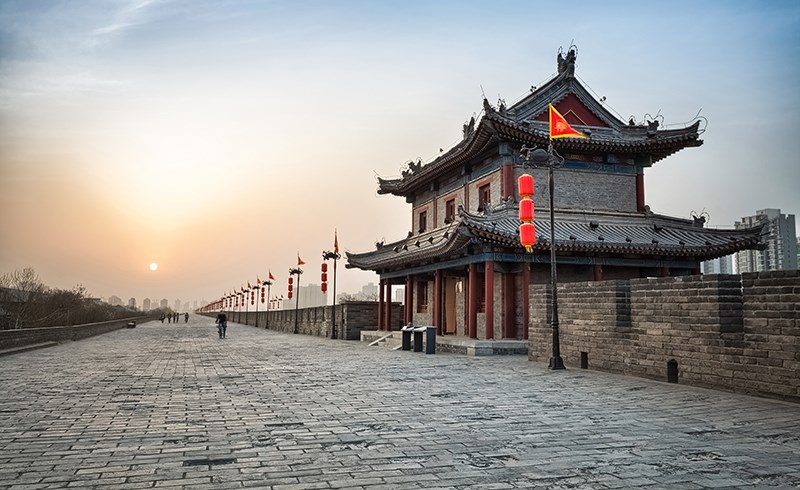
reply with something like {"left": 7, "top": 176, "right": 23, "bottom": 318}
{"left": 0, "top": 317, "right": 799, "bottom": 490}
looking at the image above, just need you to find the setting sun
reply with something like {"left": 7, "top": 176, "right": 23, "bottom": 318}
{"left": 149, "top": 263, "right": 158, "bottom": 271}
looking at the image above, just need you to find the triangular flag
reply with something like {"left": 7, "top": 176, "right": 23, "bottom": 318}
{"left": 269, "top": 270, "right": 275, "bottom": 281}
{"left": 257, "top": 276, "right": 261, "bottom": 285}
{"left": 549, "top": 104, "right": 587, "bottom": 139}
{"left": 334, "top": 229, "right": 339, "bottom": 254}
{"left": 247, "top": 281, "right": 252, "bottom": 289}
{"left": 297, "top": 253, "right": 305, "bottom": 266}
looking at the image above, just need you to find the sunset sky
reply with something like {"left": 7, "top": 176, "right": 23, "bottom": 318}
{"left": 1, "top": 0, "right": 798, "bottom": 306}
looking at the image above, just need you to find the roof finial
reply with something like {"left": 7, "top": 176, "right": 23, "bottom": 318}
{"left": 557, "top": 44, "right": 577, "bottom": 78}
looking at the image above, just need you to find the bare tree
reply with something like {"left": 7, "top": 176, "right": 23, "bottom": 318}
{"left": 0, "top": 267, "right": 46, "bottom": 329}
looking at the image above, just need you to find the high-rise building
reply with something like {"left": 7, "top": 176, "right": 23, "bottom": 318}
{"left": 160, "top": 298, "right": 168, "bottom": 309}
{"left": 702, "top": 255, "right": 733, "bottom": 275}
{"left": 107, "top": 295, "right": 123, "bottom": 306}
{"left": 128, "top": 297, "right": 137, "bottom": 310}
{"left": 173, "top": 299, "right": 181, "bottom": 311}
{"left": 142, "top": 298, "right": 152, "bottom": 311}
{"left": 735, "top": 209, "right": 798, "bottom": 272}
{"left": 283, "top": 284, "right": 327, "bottom": 310}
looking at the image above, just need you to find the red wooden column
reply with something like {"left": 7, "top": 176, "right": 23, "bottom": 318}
{"left": 636, "top": 171, "right": 645, "bottom": 212}
{"left": 405, "top": 275, "right": 414, "bottom": 325}
{"left": 468, "top": 263, "right": 478, "bottom": 338}
{"left": 503, "top": 272, "right": 515, "bottom": 339}
{"left": 485, "top": 260, "right": 494, "bottom": 340}
{"left": 378, "top": 280, "right": 385, "bottom": 330}
{"left": 522, "top": 263, "right": 530, "bottom": 340}
{"left": 434, "top": 270, "right": 443, "bottom": 334}
{"left": 384, "top": 280, "right": 393, "bottom": 330}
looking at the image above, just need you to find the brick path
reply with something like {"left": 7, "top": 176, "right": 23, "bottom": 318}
{"left": 0, "top": 317, "right": 799, "bottom": 489}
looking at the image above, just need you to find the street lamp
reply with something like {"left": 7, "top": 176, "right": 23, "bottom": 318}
{"left": 521, "top": 142, "right": 565, "bottom": 370}
{"left": 322, "top": 250, "right": 341, "bottom": 339}
{"left": 262, "top": 279, "right": 272, "bottom": 329}
{"left": 288, "top": 267, "right": 303, "bottom": 333}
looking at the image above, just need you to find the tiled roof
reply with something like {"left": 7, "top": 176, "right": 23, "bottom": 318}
{"left": 378, "top": 104, "right": 702, "bottom": 197}
{"left": 462, "top": 204, "right": 763, "bottom": 258}
{"left": 346, "top": 203, "right": 765, "bottom": 272}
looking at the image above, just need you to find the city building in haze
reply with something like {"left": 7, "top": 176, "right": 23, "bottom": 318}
{"left": 142, "top": 298, "right": 151, "bottom": 311}
{"left": 128, "top": 297, "right": 136, "bottom": 310}
{"left": 702, "top": 255, "right": 733, "bottom": 275}
{"left": 107, "top": 295, "right": 123, "bottom": 306}
{"left": 735, "top": 209, "right": 798, "bottom": 272}
{"left": 282, "top": 284, "right": 326, "bottom": 310}
{"left": 160, "top": 299, "right": 168, "bottom": 309}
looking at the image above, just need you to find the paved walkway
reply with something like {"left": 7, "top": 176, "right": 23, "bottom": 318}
{"left": 0, "top": 317, "right": 799, "bottom": 490}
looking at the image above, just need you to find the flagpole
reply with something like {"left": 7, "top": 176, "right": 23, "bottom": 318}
{"left": 254, "top": 283, "right": 260, "bottom": 328}
{"left": 289, "top": 264, "right": 303, "bottom": 334}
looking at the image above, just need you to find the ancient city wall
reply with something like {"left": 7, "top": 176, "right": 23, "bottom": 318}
{"left": 529, "top": 271, "right": 800, "bottom": 402}
{"left": 0, "top": 316, "right": 152, "bottom": 351}
{"left": 204, "top": 301, "right": 401, "bottom": 340}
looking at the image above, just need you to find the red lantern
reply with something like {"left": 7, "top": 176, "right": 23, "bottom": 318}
{"left": 288, "top": 291, "right": 293, "bottom": 299}
{"left": 288, "top": 277, "right": 293, "bottom": 284}
{"left": 518, "top": 174, "right": 534, "bottom": 198}
{"left": 321, "top": 272, "right": 328, "bottom": 282}
{"left": 520, "top": 222, "right": 537, "bottom": 251}
{"left": 321, "top": 282, "right": 328, "bottom": 293}
{"left": 519, "top": 199, "right": 534, "bottom": 222}
{"left": 321, "top": 263, "right": 328, "bottom": 272}
{"left": 288, "top": 284, "right": 293, "bottom": 292}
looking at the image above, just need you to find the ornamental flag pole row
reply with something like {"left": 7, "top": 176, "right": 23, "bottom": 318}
{"left": 198, "top": 230, "right": 340, "bottom": 313}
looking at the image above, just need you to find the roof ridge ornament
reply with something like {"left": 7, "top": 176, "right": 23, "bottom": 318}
{"left": 557, "top": 44, "right": 577, "bottom": 78}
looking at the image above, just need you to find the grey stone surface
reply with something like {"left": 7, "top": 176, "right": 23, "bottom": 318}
{"left": 0, "top": 316, "right": 799, "bottom": 489}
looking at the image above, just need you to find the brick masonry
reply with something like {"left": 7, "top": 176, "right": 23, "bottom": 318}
{"left": 0, "top": 316, "right": 153, "bottom": 351}
{"left": 203, "top": 301, "right": 403, "bottom": 340}
{"left": 529, "top": 271, "right": 800, "bottom": 402}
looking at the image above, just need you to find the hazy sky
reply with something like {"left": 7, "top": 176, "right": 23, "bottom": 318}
{"left": 1, "top": 0, "right": 798, "bottom": 305}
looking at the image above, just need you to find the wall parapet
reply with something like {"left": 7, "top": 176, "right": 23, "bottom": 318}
{"left": 202, "top": 301, "right": 401, "bottom": 340}
{"left": 0, "top": 316, "right": 154, "bottom": 351}
{"left": 528, "top": 271, "right": 799, "bottom": 402}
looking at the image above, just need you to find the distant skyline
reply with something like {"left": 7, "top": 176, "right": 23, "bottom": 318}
{"left": 1, "top": 1, "right": 798, "bottom": 303}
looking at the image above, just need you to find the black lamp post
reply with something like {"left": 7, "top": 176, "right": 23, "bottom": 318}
{"left": 288, "top": 267, "right": 303, "bottom": 334}
{"left": 522, "top": 142, "right": 565, "bottom": 370}
{"left": 322, "top": 250, "right": 341, "bottom": 339}
{"left": 262, "top": 280, "right": 272, "bottom": 329}
{"left": 253, "top": 283, "right": 260, "bottom": 328}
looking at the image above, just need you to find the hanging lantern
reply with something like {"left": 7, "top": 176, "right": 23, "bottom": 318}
{"left": 321, "top": 272, "right": 328, "bottom": 282}
{"left": 288, "top": 277, "right": 293, "bottom": 284}
{"left": 519, "top": 198, "right": 535, "bottom": 222}
{"left": 520, "top": 223, "right": 537, "bottom": 252}
{"left": 321, "top": 282, "right": 328, "bottom": 293}
{"left": 321, "top": 263, "right": 328, "bottom": 273}
{"left": 518, "top": 173, "right": 536, "bottom": 253}
{"left": 261, "top": 289, "right": 265, "bottom": 303}
{"left": 518, "top": 174, "right": 534, "bottom": 197}
{"left": 288, "top": 291, "right": 293, "bottom": 299}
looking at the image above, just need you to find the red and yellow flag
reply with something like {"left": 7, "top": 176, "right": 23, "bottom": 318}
{"left": 269, "top": 270, "right": 275, "bottom": 281}
{"left": 549, "top": 104, "right": 587, "bottom": 139}
{"left": 334, "top": 229, "right": 339, "bottom": 255}
{"left": 297, "top": 254, "right": 305, "bottom": 266}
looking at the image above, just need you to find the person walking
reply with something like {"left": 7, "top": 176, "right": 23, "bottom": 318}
{"left": 184, "top": 312, "right": 189, "bottom": 323}
{"left": 215, "top": 312, "right": 227, "bottom": 339}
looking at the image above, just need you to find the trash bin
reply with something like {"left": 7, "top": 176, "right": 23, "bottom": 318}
{"left": 401, "top": 324, "right": 414, "bottom": 351}
{"left": 413, "top": 327, "right": 425, "bottom": 352}
{"left": 425, "top": 326, "right": 436, "bottom": 354}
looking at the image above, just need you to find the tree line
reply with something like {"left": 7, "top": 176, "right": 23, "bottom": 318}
{"left": 0, "top": 267, "right": 147, "bottom": 330}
